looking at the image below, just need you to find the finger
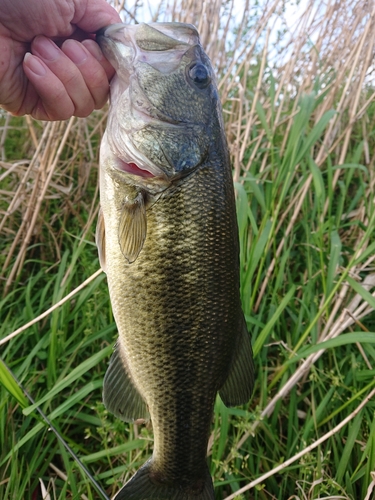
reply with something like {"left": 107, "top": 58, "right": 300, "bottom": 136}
{"left": 23, "top": 37, "right": 113, "bottom": 120}
{"left": 23, "top": 53, "right": 75, "bottom": 120}
{"left": 30, "top": 36, "right": 100, "bottom": 118}
{"left": 62, "top": 39, "right": 110, "bottom": 110}
{"left": 73, "top": 0, "right": 122, "bottom": 32}
{"left": 81, "top": 38, "right": 115, "bottom": 81}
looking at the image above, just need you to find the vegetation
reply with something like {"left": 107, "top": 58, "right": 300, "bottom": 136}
{"left": 1, "top": 0, "right": 375, "bottom": 498}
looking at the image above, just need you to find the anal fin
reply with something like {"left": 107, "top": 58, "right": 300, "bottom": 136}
{"left": 219, "top": 316, "right": 254, "bottom": 407}
{"left": 103, "top": 342, "right": 149, "bottom": 422}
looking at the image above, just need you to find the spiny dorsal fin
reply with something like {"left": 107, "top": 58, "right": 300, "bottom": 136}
{"left": 95, "top": 207, "right": 107, "bottom": 273}
{"left": 118, "top": 192, "right": 147, "bottom": 263}
{"left": 103, "top": 342, "right": 149, "bottom": 422}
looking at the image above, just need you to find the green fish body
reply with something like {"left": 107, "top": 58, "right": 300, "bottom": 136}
{"left": 97, "top": 22, "right": 254, "bottom": 500}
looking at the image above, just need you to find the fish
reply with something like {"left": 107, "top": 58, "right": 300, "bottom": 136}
{"left": 96, "top": 22, "right": 255, "bottom": 500}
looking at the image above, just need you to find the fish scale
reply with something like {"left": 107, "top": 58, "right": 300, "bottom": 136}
{"left": 97, "top": 22, "right": 254, "bottom": 500}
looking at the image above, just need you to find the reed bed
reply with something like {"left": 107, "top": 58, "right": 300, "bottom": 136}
{"left": 1, "top": 0, "right": 375, "bottom": 498}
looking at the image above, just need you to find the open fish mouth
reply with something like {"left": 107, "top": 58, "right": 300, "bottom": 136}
{"left": 96, "top": 22, "right": 199, "bottom": 112}
{"left": 97, "top": 23, "right": 211, "bottom": 184}
{"left": 110, "top": 155, "right": 156, "bottom": 178}
{"left": 96, "top": 22, "right": 199, "bottom": 66}
{"left": 97, "top": 23, "right": 205, "bottom": 181}
{"left": 102, "top": 127, "right": 165, "bottom": 181}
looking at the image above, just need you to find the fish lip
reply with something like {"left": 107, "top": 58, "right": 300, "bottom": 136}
{"left": 145, "top": 22, "right": 199, "bottom": 43}
{"left": 114, "top": 157, "right": 158, "bottom": 179}
{"left": 96, "top": 23, "right": 199, "bottom": 72}
{"left": 112, "top": 159, "right": 171, "bottom": 186}
{"left": 99, "top": 23, "right": 203, "bottom": 182}
{"left": 97, "top": 23, "right": 188, "bottom": 127}
{"left": 99, "top": 27, "right": 197, "bottom": 128}
{"left": 108, "top": 139, "right": 171, "bottom": 181}
{"left": 96, "top": 23, "right": 131, "bottom": 44}
{"left": 96, "top": 22, "right": 199, "bottom": 47}
{"left": 105, "top": 128, "right": 172, "bottom": 181}
{"left": 95, "top": 27, "right": 107, "bottom": 40}
{"left": 108, "top": 155, "right": 173, "bottom": 192}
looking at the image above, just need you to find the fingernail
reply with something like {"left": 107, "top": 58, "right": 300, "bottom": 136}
{"left": 33, "top": 36, "right": 60, "bottom": 62}
{"left": 82, "top": 39, "right": 104, "bottom": 62}
{"left": 62, "top": 39, "right": 88, "bottom": 65}
{"left": 24, "top": 53, "right": 47, "bottom": 76}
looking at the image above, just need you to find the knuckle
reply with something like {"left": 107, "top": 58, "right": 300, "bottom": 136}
{"left": 74, "top": 98, "right": 95, "bottom": 118}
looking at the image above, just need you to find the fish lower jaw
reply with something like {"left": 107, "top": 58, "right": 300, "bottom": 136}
{"left": 110, "top": 153, "right": 172, "bottom": 189}
{"left": 115, "top": 156, "right": 155, "bottom": 178}
{"left": 104, "top": 129, "right": 166, "bottom": 179}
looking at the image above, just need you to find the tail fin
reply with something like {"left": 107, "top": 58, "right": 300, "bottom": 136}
{"left": 113, "top": 459, "right": 214, "bottom": 500}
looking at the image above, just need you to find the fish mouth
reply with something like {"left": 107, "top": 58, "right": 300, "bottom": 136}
{"left": 96, "top": 22, "right": 199, "bottom": 78}
{"left": 97, "top": 23, "right": 203, "bottom": 181}
{"left": 107, "top": 131, "right": 167, "bottom": 180}
{"left": 113, "top": 156, "right": 155, "bottom": 178}
{"left": 96, "top": 22, "right": 199, "bottom": 53}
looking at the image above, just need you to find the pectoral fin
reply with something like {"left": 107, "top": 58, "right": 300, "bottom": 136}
{"left": 219, "top": 317, "right": 254, "bottom": 407}
{"left": 118, "top": 192, "right": 147, "bottom": 263}
{"left": 103, "top": 342, "right": 149, "bottom": 422}
{"left": 95, "top": 207, "right": 106, "bottom": 273}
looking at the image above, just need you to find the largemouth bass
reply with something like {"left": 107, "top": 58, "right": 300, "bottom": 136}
{"left": 96, "top": 22, "right": 254, "bottom": 500}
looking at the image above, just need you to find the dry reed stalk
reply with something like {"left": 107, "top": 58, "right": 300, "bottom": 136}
{"left": 364, "top": 472, "right": 375, "bottom": 500}
{"left": 0, "top": 113, "right": 11, "bottom": 161}
{"left": 2, "top": 119, "right": 75, "bottom": 293}
{"left": 0, "top": 268, "right": 102, "bottom": 346}
{"left": 238, "top": 28, "right": 270, "bottom": 169}
{"left": 227, "top": 1, "right": 375, "bottom": 314}
{"left": 321, "top": 7, "right": 375, "bottom": 218}
{"left": 1, "top": 122, "right": 55, "bottom": 280}
{"left": 254, "top": 175, "right": 313, "bottom": 312}
{"left": 0, "top": 109, "right": 107, "bottom": 292}
{"left": 0, "top": 122, "right": 52, "bottom": 236}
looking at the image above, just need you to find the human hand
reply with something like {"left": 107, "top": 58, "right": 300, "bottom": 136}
{"left": 0, "top": 0, "right": 121, "bottom": 120}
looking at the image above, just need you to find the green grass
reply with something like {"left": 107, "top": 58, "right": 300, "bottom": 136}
{"left": 2, "top": 1, "right": 375, "bottom": 499}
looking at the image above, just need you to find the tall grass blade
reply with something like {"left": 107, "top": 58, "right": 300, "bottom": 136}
{"left": 0, "top": 358, "right": 109, "bottom": 500}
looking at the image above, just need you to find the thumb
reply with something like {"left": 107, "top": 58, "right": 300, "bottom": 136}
{"left": 72, "top": 0, "right": 122, "bottom": 34}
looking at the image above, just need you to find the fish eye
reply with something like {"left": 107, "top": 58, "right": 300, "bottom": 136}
{"left": 188, "top": 63, "right": 211, "bottom": 89}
